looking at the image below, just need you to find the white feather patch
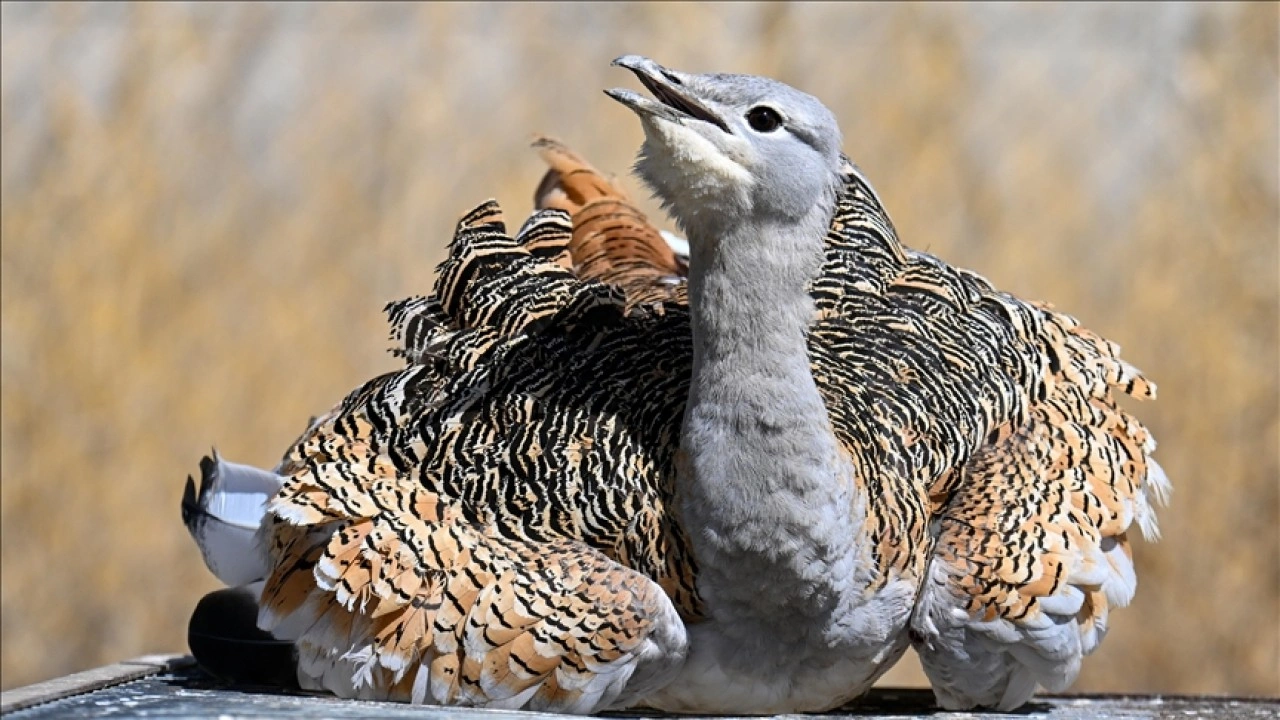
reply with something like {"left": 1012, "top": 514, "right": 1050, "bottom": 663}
{"left": 184, "top": 452, "right": 285, "bottom": 586}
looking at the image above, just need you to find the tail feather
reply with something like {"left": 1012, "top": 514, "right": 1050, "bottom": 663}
{"left": 182, "top": 450, "right": 284, "bottom": 586}
{"left": 530, "top": 136, "right": 688, "bottom": 308}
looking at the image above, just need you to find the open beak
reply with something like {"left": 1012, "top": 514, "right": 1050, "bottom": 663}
{"left": 606, "top": 55, "right": 731, "bottom": 134}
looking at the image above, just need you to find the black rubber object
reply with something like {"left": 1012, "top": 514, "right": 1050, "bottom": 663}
{"left": 188, "top": 586, "right": 300, "bottom": 689}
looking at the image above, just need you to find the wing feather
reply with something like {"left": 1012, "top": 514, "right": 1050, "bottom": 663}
{"left": 255, "top": 203, "right": 690, "bottom": 712}
{"left": 807, "top": 161, "right": 1164, "bottom": 710}
{"left": 910, "top": 306, "right": 1165, "bottom": 710}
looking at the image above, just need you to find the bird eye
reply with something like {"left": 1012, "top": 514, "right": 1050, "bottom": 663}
{"left": 746, "top": 106, "right": 783, "bottom": 133}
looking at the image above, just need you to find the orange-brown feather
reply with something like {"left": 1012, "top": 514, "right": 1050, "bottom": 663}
{"left": 532, "top": 137, "right": 686, "bottom": 309}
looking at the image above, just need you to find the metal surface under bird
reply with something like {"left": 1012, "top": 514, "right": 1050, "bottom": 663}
{"left": 182, "top": 56, "right": 1168, "bottom": 714}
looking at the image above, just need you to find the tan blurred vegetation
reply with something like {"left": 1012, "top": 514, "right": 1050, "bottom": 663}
{"left": 2, "top": 1, "right": 1276, "bottom": 697}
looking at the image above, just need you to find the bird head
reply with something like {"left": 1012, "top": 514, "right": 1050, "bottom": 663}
{"left": 607, "top": 55, "right": 844, "bottom": 236}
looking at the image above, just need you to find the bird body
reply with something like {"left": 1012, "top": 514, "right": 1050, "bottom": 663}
{"left": 182, "top": 57, "right": 1167, "bottom": 714}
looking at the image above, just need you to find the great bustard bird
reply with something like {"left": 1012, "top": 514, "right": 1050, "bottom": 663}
{"left": 182, "top": 56, "right": 1168, "bottom": 714}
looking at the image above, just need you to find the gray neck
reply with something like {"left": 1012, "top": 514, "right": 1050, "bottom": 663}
{"left": 678, "top": 202, "right": 869, "bottom": 639}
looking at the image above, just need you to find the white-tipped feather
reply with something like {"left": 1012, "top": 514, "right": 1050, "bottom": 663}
{"left": 1137, "top": 458, "right": 1171, "bottom": 541}
{"left": 659, "top": 230, "right": 690, "bottom": 260}
{"left": 182, "top": 450, "right": 284, "bottom": 586}
{"left": 1036, "top": 585, "right": 1086, "bottom": 617}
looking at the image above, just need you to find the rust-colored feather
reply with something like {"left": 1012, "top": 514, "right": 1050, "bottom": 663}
{"left": 532, "top": 137, "right": 686, "bottom": 309}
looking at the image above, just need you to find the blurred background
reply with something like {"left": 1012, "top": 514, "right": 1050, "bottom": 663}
{"left": 2, "top": 1, "right": 1276, "bottom": 698}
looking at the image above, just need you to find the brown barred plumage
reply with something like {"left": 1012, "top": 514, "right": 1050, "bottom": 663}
{"left": 181, "top": 57, "right": 1166, "bottom": 712}
{"left": 244, "top": 153, "right": 1163, "bottom": 710}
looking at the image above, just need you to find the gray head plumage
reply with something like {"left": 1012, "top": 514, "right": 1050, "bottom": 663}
{"left": 607, "top": 55, "right": 844, "bottom": 235}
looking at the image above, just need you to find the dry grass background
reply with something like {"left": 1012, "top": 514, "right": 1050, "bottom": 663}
{"left": 2, "top": 1, "right": 1277, "bottom": 698}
